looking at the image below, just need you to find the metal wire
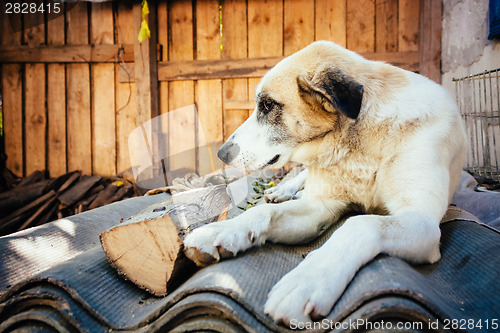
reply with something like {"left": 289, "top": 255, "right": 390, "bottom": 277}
{"left": 454, "top": 68, "right": 500, "bottom": 181}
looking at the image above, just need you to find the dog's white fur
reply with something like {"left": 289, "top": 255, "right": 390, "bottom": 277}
{"left": 183, "top": 41, "right": 466, "bottom": 325}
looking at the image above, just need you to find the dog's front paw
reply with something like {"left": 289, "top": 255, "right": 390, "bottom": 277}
{"left": 265, "top": 184, "right": 298, "bottom": 203}
{"left": 264, "top": 250, "right": 346, "bottom": 326}
{"left": 184, "top": 220, "right": 260, "bottom": 267}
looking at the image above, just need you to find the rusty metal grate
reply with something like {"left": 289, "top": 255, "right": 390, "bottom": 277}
{"left": 454, "top": 68, "right": 500, "bottom": 182}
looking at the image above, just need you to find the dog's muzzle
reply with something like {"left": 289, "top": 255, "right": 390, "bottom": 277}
{"left": 218, "top": 142, "right": 240, "bottom": 164}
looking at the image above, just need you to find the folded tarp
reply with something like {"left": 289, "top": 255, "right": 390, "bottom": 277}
{"left": 1, "top": 193, "right": 499, "bottom": 332}
{"left": 452, "top": 171, "right": 500, "bottom": 230}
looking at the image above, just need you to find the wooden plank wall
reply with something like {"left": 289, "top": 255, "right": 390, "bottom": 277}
{"left": 0, "top": 0, "right": 437, "bottom": 180}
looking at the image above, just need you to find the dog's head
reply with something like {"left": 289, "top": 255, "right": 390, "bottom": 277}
{"left": 218, "top": 41, "right": 364, "bottom": 172}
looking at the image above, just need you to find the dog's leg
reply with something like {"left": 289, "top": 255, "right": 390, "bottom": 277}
{"left": 183, "top": 197, "right": 347, "bottom": 266}
{"left": 265, "top": 160, "right": 452, "bottom": 325}
{"left": 265, "top": 169, "right": 308, "bottom": 203}
{"left": 264, "top": 210, "right": 442, "bottom": 325}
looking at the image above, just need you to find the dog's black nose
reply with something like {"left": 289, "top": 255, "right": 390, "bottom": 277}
{"left": 217, "top": 142, "right": 240, "bottom": 164}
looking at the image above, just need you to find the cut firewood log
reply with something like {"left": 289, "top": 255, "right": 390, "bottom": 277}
{"left": 100, "top": 184, "right": 231, "bottom": 296}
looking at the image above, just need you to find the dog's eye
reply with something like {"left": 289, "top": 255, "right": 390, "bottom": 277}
{"left": 261, "top": 100, "right": 275, "bottom": 114}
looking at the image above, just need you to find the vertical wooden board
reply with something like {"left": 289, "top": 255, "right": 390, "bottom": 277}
{"left": 91, "top": 2, "right": 116, "bottom": 177}
{"left": 24, "top": 64, "right": 46, "bottom": 175}
{"left": 248, "top": 0, "right": 283, "bottom": 59}
{"left": 157, "top": 0, "right": 169, "bottom": 54}
{"left": 66, "top": 64, "right": 92, "bottom": 174}
{"left": 47, "top": 64, "right": 66, "bottom": 177}
{"left": 158, "top": 0, "right": 169, "bottom": 120}
{"left": 66, "top": 2, "right": 92, "bottom": 174}
{"left": 283, "top": 0, "right": 315, "bottom": 56}
{"left": 116, "top": 1, "right": 137, "bottom": 173}
{"left": 196, "top": 80, "right": 222, "bottom": 174}
{"left": 23, "top": 16, "right": 46, "bottom": 176}
{"left": 346, "top": 0, "right": 375, "bottom": 52}
{"left": 47, "top": 9, "right": 66, "bottom": 177}
{"left": 419, "top": 0, "right": 441, "bottom": 83}
{"left": 66, "top": 2, "right": 90, "bottom": 44}
{"left": 248, "top": 0, "right": 283, "bottom": 110}
{"left": 133, "top": 3, "right": 151, "bottom": 127}
{"left": 375, "top": 0, "right": 398, "bottom": 52}
{"left": 398, "top": 0, "right": 420, "bottom": 52}
{"left": 196, "top": 0, "right": 223, "bottom": 175}
{"left": 1, "top": 9, "right": 22, "bottom": 45}
{"left": 115, "top": 66, "right": 136, "bottom": 173}
{"left": 158, "top": 1, "right": 169, "bottom": 116}
{"left": 91, "top": 2, "right": 114, "bottom": 44}
{"left": 2, "top": 11, "right": 23, "bottom": 176}
{"left": 91, "top": 64, "right": 116, "bottom": 177}
{"left": 222, "top": 0, "right": 248, "bottom": 141}
{"left": 223, "top": 77, "right": 248, "bottom": 141}
{"left": 196, "top": 0, "right": 221, "bottom": 60}
{"left": 23, "top": 18, "right": 45, "bottom": 47}
{"left": 315, "top": 0, "right": 347, "bottom": 47}
{"left": 168, "top": 0, "right": 195, "bottom": 172}
{"left": 133, "top": 0, "right": 159, "bottom": 142}
{"left": 157, "top": 1, "right": 169, "bottom": 172}
{"left": 2, "top": 65, "right": 23, "bottom": 176}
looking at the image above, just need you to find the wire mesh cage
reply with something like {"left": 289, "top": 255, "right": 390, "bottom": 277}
{"left": 454, "top": 68, "right": 500, "bottom": 182}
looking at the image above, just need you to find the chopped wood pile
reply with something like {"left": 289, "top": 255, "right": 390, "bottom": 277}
{"left": 0, "top": 169, "right": 144, "bottom": 237}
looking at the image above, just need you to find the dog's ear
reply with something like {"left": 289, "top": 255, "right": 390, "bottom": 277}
{"left": 297, "top": 67, "right": 364, "bottom": 119}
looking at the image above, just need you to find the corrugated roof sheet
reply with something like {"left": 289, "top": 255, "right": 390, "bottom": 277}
{"left": 1, "top": 181, "right": 500, "bottom": 332}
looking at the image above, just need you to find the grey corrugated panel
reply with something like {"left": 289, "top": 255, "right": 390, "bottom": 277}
{"left": 1, "top": 185, "right": 499, "bottom": 332}
{"left": 0, "top": 193, "right": 170, "bottom": 296}
{"left": 1, "top": 215, "right": 500, "bottom": 332}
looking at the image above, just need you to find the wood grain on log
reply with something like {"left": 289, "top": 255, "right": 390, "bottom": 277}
{"left": 100, "top": 184, "right": 231, "bottom": 296}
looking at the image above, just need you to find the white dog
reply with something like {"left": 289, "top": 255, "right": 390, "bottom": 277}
{"left": 183, "top": 41, "right": 467, "bottom": 325}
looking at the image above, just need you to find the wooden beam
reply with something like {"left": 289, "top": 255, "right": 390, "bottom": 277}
{"left": 364, "top": 51, "right": 420, "bottom": 70}
{"left": 119, "top": 51, "right": 419, "bottom": 82}
{"left": 0, "top": 44, "right": 134, "bottom": 63}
